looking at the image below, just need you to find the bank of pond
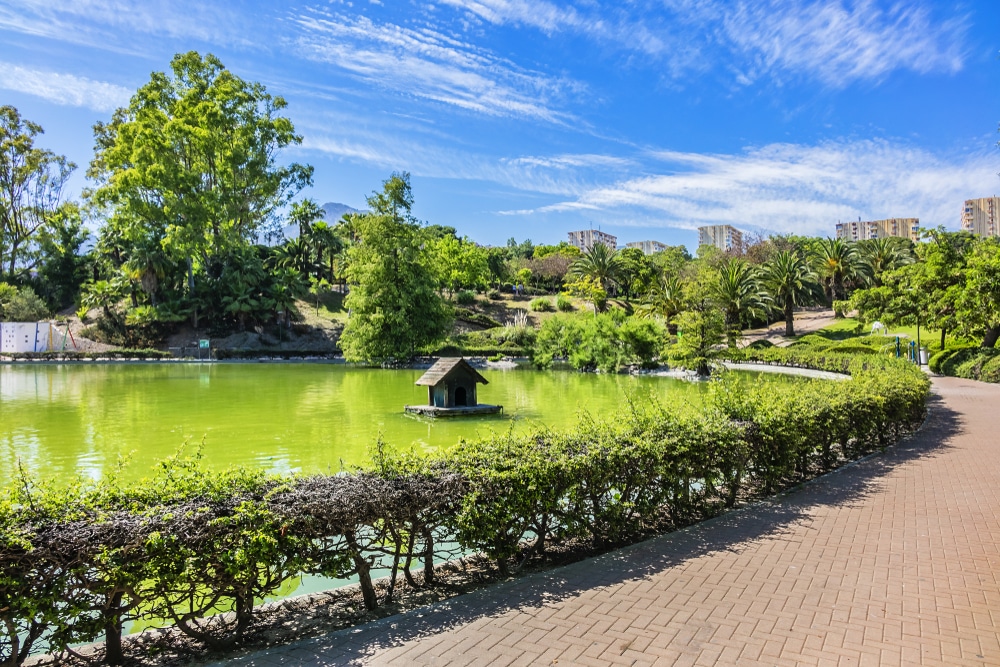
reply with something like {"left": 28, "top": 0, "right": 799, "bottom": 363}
{"left": 0, "top": 352, "right": 928, "bottom": 666}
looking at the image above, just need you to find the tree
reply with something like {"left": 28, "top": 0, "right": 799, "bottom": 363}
{"left": 340, "top": 174, "right": 451, "bottom": 363}
{"left": 0, "top": 106, "right": 75, "bottom": 279}
{"left": 713, "top": 259, "right": 770, "bottom": 346}
{"left": 814, "top": 237, "right": 867, "bottom": 306}
{"left": 87, "top": 52, "right": 312, "bottom": 326}
{"left": 859, "top": 237, "right": 914, "bottom": 285}
{"left": 764, "top": 251, "right": 822, "bottom": 336}
{"left": 569, "top": 243, "right": 621, "bottom": 298}
{"left": 637, "top": 272, "right": 683, "bottom": 334}
{"left": 35, "top": 203, "right": 92, "bottom": 310}
{"left": 616, "top": 247, "right": 655, "bottom": 301}
{"left": 958, "top": 238, "right": 1000, "bottom": 347}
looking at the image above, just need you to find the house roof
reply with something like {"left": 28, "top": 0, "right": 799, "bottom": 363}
{"left": 415, "top": 357, "right": 489, "bottom": 387}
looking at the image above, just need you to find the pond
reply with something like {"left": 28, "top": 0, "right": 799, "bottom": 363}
{"left": 0, "top": 362, "right": 804, "bottom": 486}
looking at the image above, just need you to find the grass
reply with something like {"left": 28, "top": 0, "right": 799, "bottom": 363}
{"left": 816, "top": 317, "right": 973, "bottom": 353}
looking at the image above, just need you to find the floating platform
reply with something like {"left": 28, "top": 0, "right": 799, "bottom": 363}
{"left": 404, "top": 404, "right": 503, "bottom": 417}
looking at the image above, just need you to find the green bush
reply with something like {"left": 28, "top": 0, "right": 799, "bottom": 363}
{"left": 1, "top": 286, "right": 49, "bottom": 321}
{"left": 486, "top": 289, "right": 502, "bottom": 300}
{"left": 0, "top": 355, "right": 929, "bottom": 665}
{"left": 529, "top": 297, "right": 554, "bottom": 312}
{"left": 532, "top": 311, "right": 664, "bottom": 372}
{"left": 455, "top": 290, "right": 477, "bottom": 305}
{"left": 556, "top": 293, "right": 574, "bottom": 312}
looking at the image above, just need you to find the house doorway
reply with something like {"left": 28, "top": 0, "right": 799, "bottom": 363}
{"left": 454, "top": 386, "right": 468, "bottom": 406}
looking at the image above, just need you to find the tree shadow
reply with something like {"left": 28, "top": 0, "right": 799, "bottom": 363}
{"left": 216, "top": 394, "right": 961, "bottom": 666}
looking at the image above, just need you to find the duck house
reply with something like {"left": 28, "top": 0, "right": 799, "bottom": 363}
{"left": 405, "top": 357, "right": 503, "bottom": 417}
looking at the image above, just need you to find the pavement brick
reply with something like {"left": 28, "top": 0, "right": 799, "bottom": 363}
{"left": 212, "top": 376, "right": 1000, "bottom": 666}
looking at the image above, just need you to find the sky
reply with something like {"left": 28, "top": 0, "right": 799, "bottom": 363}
{"left": 1, "top": 0, "right": 998, "bottom": 250}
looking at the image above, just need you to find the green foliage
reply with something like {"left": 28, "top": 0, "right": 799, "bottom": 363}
{"left": 340, "top": 174, "right": 452, "bottom": 364}
{"left": 529, "top": 297, "right": 554, "bottom": 312}
{"left": 0, "top": 106, "right": 76, "bottom": 280}
{"left": 34, "top": 203, "right": 92, "bottom": 310}
{"left": 0, "top": 284, "right": 48, "bottom": 321}
{"left": 455, "top": 290, "right": 477, "bottom": 306}
{"left": 556, "top": 293, "right": 574, "bottom": 312}
{"left": 533, "top": 310, "right": 664, "bottom": 372}
{"left": 0, "top": 355, "right": 928, "bottom": 664}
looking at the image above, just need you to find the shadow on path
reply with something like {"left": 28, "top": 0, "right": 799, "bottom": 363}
{"left": 216, "top": 392, "right": 961, "bottom": 666}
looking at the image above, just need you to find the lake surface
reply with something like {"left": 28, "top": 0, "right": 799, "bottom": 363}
{"left": 0, "top": 362, "right": 807, "bottom": 486}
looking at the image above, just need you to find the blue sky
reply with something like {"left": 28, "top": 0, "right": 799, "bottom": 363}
{"left": 1, "top": 0, "right": 998, "bottom": 249}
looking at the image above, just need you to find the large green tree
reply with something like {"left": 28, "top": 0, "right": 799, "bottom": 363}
{"left": 340, "top": 173, "right": 451, "bottom": 363}
{"left": 764, "top": 251, "right": 822, "bottom": 336}
{"left": 0, "top": 106, "right": 75, "bottom": 279}
{"left": 713, "top": 259, "right": 770, "bottom": 346}
{"left": 87, "top": 52, "right": 312, "bottom": 325}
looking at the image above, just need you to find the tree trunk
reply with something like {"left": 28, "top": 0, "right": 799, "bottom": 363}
{"left": 105, "top": 591, "right": 124, "bottom": 666}
{"left": 940, "top": 328, "right": 946, "bottom": 350}
{"left": 982, "top": 325, "right": 1000, "bottom": 348}
{"left": 784, "top": 300, "right": 795, "bottom": 337}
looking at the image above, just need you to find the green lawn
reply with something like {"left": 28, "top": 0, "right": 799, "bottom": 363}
{"left": 817, "top": 317, "right": 970, "bottom": 352}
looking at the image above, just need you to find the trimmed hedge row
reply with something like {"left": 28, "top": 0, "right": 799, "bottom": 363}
{"left": 0, "top": 349, "right": 170, "bottom": 361}
{"left": 928, "top": 346, "right": 1000, "bottom": 382}
{"left": 0, "top": 356, "right": 929, "bottom": 665}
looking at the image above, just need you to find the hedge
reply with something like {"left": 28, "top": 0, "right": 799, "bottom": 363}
{"left": 1, "top": 354, "right": 929, "bottom": 665}
{"left": 0, "top": 349, "right": 170, "bottom": 361}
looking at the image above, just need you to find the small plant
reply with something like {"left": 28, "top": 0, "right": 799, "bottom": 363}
{"left": 487, "top": 353, "right": 503, "bottom": 362}
{"left": 486, "top": 288, "right": 502, "bottom": 300}
{"left": 556, "top": 293, "right": 574, "bottom": 312}
{"left": 456, "top": 290, "right": 477, "bottom": 305}
{"left": 530, "top": 297, "right": 554, "bottom": 312}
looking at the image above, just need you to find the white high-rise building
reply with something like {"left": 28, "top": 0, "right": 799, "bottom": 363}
{"left": 625, "top": 240, "right": 667, "bottom": 255}
{"left": 568, "top": 229, "right": 618, "bottom": 252}
{"left": 698, "top": 225, "right": 743, "bottom": 252}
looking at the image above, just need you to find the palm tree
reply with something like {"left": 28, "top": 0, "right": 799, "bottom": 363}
{"left": 569, "top": 242, "right": 621, "bottom": 296}
{"left": 764, "top": 251, "right": 822, "bottom": 336}
{"left": 860, "top": 237, "right": 914, "bottom": 285}
{"left": 814, "top": 238, "right": 867, "bottom": 305}
{"left": 637, "top": 272, "right": 684, "bottom": 334}
{"left": 713, "top": 259, "right": 771, "bottom": 346}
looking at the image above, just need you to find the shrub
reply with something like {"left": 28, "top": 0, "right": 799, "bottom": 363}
{"left": 533, "top": 311, "right": 664, "bottom": 372}
{"left": 0, "top": 353, "right": 929, "bottom": 665}
{"left": 486, "top": 289, "right": 502, "bottom": 300}
{"left": 3, "top": 286, "right": 49, "bottom": 322}
{"left": 529, "top": 297, "right": 554, "bottom": 312}
{"left": 455, "top": 290, "right": 477, "bottom": 305}
{"left": 556, "top": 293, "right": 574, "bottom": 312}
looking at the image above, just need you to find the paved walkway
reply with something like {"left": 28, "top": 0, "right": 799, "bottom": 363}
{"left": 222, "top": 376, "right": 1000, "bottom": 666}
{"left": 741, "top": 309, "right": 838, "bottom": 347}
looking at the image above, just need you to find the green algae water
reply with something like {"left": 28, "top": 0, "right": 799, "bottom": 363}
{"left": 0, "top": 362, "right": 786, "bottom": 485}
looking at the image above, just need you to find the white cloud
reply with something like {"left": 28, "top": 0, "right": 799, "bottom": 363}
{"left": 506, "top": 141, "right": 1000, "bottom": 235}
{"left": 0, "top": 63, "right": 131, "bottom": 112}
{"left": 0, "top": 0, "right": 258, "bottom": 52}
{"left": 439, "top": 0, "right": 967, "bottom": 87}
{"left": 722, "top": 0, "right": 966, "bottom": 87}
{"left": 290, "top": 10, "right": 580, "bottom": 122}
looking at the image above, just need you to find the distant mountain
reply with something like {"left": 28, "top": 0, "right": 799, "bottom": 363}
{"left": 281, "top": 202, "right": 364, "bottom": 239}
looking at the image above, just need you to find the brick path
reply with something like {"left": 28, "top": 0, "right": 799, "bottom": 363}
{"left": 219, "top": 376, "right": 1000, "bottom": 666}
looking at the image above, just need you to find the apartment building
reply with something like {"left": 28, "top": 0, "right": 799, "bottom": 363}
{"left": 961, "top": 197, "right": 1000, "bottom": 237}
{"left": 625, "top": 240, "right": 668, "bottom": 255}
{"left": 568, "top": 229, "right": 618, "bottom": 252}
{"left": 835, "top": 218, "right": 920, "bottom": 242}
{"left": 697, "top": 225, "right": 743, "bottom": 252}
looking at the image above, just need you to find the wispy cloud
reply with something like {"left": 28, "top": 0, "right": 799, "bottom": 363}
{"left": 440, "top": 0, "right": 967, "bottom": 87}
{"left": 0, "top": 0, "right": 259, "bottom": 52}
{"left": 721, "top": 0, "right": 967, "bottom": 87}
{"left": 290, "top": 9, "right": 581, "bottom": 123}
{"left": 0, "top": 63, "right": 131, "bottom": 112}
{"left": 504, "top": 140, "right": 1000, "bottom": 234}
